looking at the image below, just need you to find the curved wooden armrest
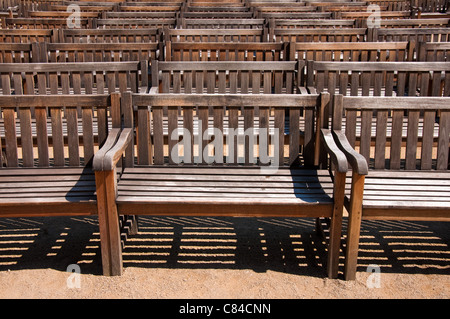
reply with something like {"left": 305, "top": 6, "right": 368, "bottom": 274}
{"left": 320, "top": 128, "right": 348, "bottom": 174}
{"left": 332, "top": 130, "right": 369, "bottom": 175}
{"left": 93, "top": 128, "right": 121, "bottom": 171}
{"left": 102, "top": 128, "right": 134, "bottom": 171}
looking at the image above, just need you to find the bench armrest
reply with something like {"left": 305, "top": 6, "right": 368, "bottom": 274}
{"left": 332, "top": 130, "right": 368, "bottom": 175}
{"left": 93, "top": 128, "right": 121, "bottom": 171}
{"left": 101, "top": 128, "right": 134, "bottom": 171}
{"left": 320, "top": 128, "right": 348, "bottom": 174}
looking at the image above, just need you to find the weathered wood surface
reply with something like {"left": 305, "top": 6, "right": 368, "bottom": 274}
{"left": 332, "top": 95, "right": 450, "bottom": 280}
{"left": 92, "top": 92, "right": 348, "bottom": 278}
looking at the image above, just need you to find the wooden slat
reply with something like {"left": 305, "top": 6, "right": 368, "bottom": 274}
{"left": 405, "top": 110, "right": 419, "bottom": 170}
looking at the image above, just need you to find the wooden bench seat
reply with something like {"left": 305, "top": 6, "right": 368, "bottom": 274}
{"left": 331, "top": 95, "right": 450, "bottom": 280}
{"left": 93, "top": 92, "right": 349, "bottom": 278}
{"left": 345, "top": 170, "right": 450, "bottom": 215}
{"left": 116, "top": 167, "right": 335, "bottom": 216}
{"left": 0, "top": 167, "right": 97, "bottom": 216}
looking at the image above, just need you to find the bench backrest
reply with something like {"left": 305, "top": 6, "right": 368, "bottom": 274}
{"left": 0, "top": 43, "right": 34, "bottom": 63}
{"left": 0, "top": 62, "right": 146, "bottom": 96}
{"left": 95, "top": 18, "right": 176, "bottom": 29}
{"left": 181, "top": 11, "right": 255, "bottom": 19}
{"left": 60, "top": 28, "right": 160, "bottom": 43}
{"left": 308, "top": 61, "right": 450, "bottom": 97}
{"left": 166, "top": 41, "right": 285, "bottom": 61}
{"left": 291, "top": 42, "right": 410, "bottom": 62}
{"left": 377, "top": 18, "right": 450, "bottom": 28}
{"left": 164, "top": 28, "right": 266, "bottom": 42}
{"left": 104, "top": 12, "right": 178, "bottom": 19}
{"left": 120, "top": 92, "right": 326, "bottom": 167}
{"left": 333, "top": 95, "right": 450, "bottom": 171}
{"left": 5, "top": 17, "right": 92, "bottom": 29}
{"left": 269, "top": 18, "right": 356, "bottom": 29}
{"left": 44, "top": 42, "right": 159, "bottom": 63}
{"left": 179, "top": 18, "right": 265, "bottom": 29}
{"left": 366, "top": 0, "right": 410, "bottom": 11}
{"left": 0, "top": 94, "right": 119, "bottom": 168}
{"left": 418, "top": 42, "right": 450, "bottom": 61}
{"left": 372, "top": 27, "right": 450, "bottom": 43}
{"left": 273, "top": 28, "right": 367, "bottom": 43}
{"left": 0, "top": 29, "right": 55, "bottom": 43}
{"left": 152, "top": 60, "right": 299, "bottom": 94}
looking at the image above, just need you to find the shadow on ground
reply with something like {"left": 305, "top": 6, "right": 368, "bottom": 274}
{"left": 0, "top": 216, "right": 448, "bottom": 279}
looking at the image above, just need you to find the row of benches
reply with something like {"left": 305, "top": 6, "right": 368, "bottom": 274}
{"left": 2, "top": 26, "right": 450, "bottom": 44}
{"left": 1, "top": 40, "right": 448, "bottom": 66}
{"left": 3, "top": 14, "right": 449, "bottom": 30}
{"left": 0, "top": 0, "right": 449, "bottom": 280}
{"left": 1, "top": 91, "right": 448, "bottom": 279}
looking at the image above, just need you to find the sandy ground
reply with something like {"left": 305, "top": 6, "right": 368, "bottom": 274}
{"left": 0, "top": 215, "right": 448, "bottom": 299}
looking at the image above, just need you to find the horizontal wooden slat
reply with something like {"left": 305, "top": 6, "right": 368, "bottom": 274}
{"left": 313, "top": 62, "right": 450, "bottom": 71}
{"left": 133, "top": 93, "right": 318, "bottom": 107}
{"left": 0, "top": 62, "right": 141, "bottom": 72}
{"left": 0, "top": 168, "right": 97, "bottom": 216}
{"left": 157, "top": 61, "right": 297, "bottom": 71}
{"left": 343, "top": 97, "right": 450, "bottom": 110}
{"left": 0, "top": 95, "right": 110, "bottom": 108}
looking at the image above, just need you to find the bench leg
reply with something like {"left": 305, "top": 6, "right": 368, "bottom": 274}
{"left": 344, "top": 172, "right": 365, "bottom": 281}
{"left": 327, "top": 171, "right": 346, "bottom": 279}
{"left": 96, "top": 170, "right": 123, "bottom": 276}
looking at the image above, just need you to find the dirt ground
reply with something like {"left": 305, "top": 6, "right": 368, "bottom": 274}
{"left": 0, "top": 215, "right": 448, "bottom": 299}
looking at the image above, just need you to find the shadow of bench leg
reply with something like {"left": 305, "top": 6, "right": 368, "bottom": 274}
{"left": 96, "top": 169, "right": 123, "bottom": 276}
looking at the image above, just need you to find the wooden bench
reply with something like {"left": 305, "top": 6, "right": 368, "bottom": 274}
{"left": 180, "top": 11, "right": 255, "bottom": 19}
{"left": 289, "top": 42, "right": 410, "bottom": 87}
{"left": 151, "top": 60, "right": 300, "bottom": 95}
{"left": 0, "top": 61, "right": 147, "bottom": 96}
{"left": 414, "top": 0, "right": 449, "bottom": 12}
{"left": 307, "top": 61, "right": 450, "bottom": 98}
{"left": 94, "top": 18, "right": 177, "bottom": 29}
{"left": 5, "top": 17, "right": 93, "bottom": 29}
{"left": 268, "top": 18, "right": 356, "bottom": 30}
{"left": 338, "top": 11, "right": 412, "bottom": 27}
{"left": 273, "top": 28, "right": 368, "bottom": 43}
{"left": 163, "top": 28, "right": 266, "bottom": 42}
{"left": 43, "top": 42, "right": 159, "bottom": 63}
{"left": 0, "top": 29, "right": 55, "bottom": 43}
{"left": 365, "top": 0, "right": 411, "bottom": 11}
{"left": 179, "top": 18, "right": 265, "bottom": 29}
{"left": 165, "top": 41, "right": 285, "bottom": 62}
{"left": 375, "top": 18, "right": 450, "bottom": 28}
{"left": 259, "top": 12, "right": 332, "bottom": 20}
{"left": 288, "top": 41, "right": 410, "bottom": 62}
{"left": 418, "top": 42, "right": 450, "bottom": 61}
{"left": 27, "top": 10, "right": 101, "bottom": 19}
{"left": 0, "top": 93, "right": 121, "bottom": 276}
{"left": 59, "top": 28, "right": 160, "bottom": 43}
{"left": 0, "top": 61, "right": 147, "bottom": 145}
{"left": 0, "top": 43, "right": 35, "bottom": 63}
{"left": 331, "top": 95, "right": 450, "bottom": 280}
{"left": 371, "top": 27, "right": 450, "bottom": 43}
{"left": 92, "top": 92, "right": 349, "bottom": 278}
